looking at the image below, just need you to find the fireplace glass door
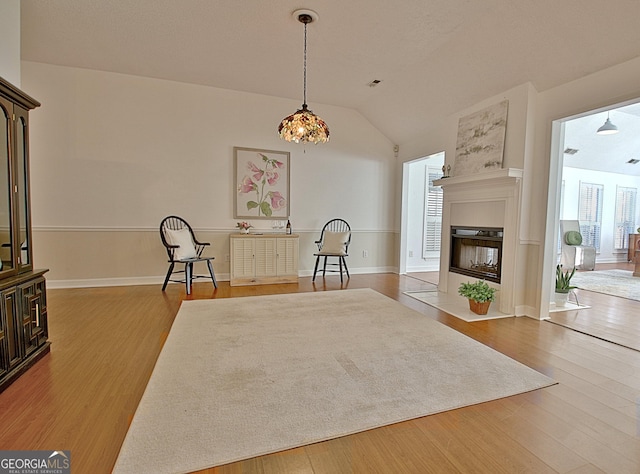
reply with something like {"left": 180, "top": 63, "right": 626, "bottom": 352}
{"left": 450, "top": 227, "right": 503, "bottom": 283}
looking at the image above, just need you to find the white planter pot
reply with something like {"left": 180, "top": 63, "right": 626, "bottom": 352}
{"left": 554, "top": 291, "right": 569, "bottom": 307}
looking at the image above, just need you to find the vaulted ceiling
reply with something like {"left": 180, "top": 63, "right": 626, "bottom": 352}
{"left": 20, "top": 0, "right": 640, "bottom": 146}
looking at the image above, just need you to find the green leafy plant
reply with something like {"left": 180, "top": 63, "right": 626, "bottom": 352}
{"left": 457, "top": 280, "right": 497, "bottom": 303}
{"left": 555, "top": 264, "right": 576, "bottom": 293}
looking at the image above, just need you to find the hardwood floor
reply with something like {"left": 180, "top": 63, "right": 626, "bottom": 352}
{"left": 548, "top": 262, "right": 640, "bottom": 353}
{"left": 410, "top": 265, "right": 640, "bottom": 353}
{"left": 0, "top": 274, "right": 639, "bottom": 473}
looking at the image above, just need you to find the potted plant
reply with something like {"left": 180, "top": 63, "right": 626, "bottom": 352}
{"left": 458, "top": 280, "right": 497, "bottom": 315}
{"left": 555, "top": 264, "right": 576, "bottom": 307}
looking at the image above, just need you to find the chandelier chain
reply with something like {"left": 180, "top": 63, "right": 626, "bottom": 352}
{"left": 303, "top": 22, "right": 307, "bottom": 106}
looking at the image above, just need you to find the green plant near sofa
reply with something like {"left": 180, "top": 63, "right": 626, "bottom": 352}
{"left": 554, "top": 264, "right": 577, "bottom": 308}
{"left": 555, "top": 264, "right": 576, "bottom": 294}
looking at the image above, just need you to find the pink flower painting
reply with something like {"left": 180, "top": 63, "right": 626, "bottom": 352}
{"left": 236, "top": 150, "right": 289, "bottom": 218}
{"left": 269, "top": 191, "right": 286, "bottom": 210}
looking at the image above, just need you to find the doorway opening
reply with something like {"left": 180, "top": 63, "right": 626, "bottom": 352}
{"left": 558, "top": 103, "right": 640, "bottom": 267}
{"left": 400, "top": 151, "right": 444, "bottom": 275}
{"left": 544, "top": 99, "right": 640, "bottom": 317}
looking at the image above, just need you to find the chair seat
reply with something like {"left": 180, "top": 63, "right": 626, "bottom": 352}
{"left": 314, "top": 250, "right": 348, "bottom": 257}
{"left": 176, "top": 256, "right": 214, "bottom": 262}
{"left": 575, "top": 245, "right": 595, "bottom": 270}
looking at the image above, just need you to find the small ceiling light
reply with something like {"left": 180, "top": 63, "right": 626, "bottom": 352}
{"left": 596, "top": 112, "right": 619, "bottom": 135}
{"left": 278, "top": 9, "right": 330, "bottom": 144}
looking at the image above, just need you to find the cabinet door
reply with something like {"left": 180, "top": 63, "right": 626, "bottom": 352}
{"left": 255, "top": 238, "right": 277, "bottom": 277}
{"left": 277, "top": 237, "right": 299, "bottom": 276}
{"left": 231, "top": 238, "right": 255, "bottom": 279}
{"left": 1, "top": 289, "right": 22, "bottom": 371}
{"left": 0, "top": 98, "right": 15, "bottom": 276}
{"left": 0, "top": 294, "right": 8, "bottom": 379}
{"left": 14, "top": 106, "right": 33, "bottom": 272}
{"left": 19, "top": 277, "right": 47, "bottom": 356}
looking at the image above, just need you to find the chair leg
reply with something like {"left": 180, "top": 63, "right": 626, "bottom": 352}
{"left": 322, "top": 256, "right": 328, "bottom": 277}
{"left": 312, "top": 256, "right": 321, "bottom": 282}
{"left": 162, "top": 262, "right": 175, "bottom": 291}
{"left": 338, "top": 257, "right": 344, "bottom": 283}
{"left": 342, "top": 257, "right": 350, "bottom": 278}
{"left": 185, "top": 262, "right": 192, "bottom": 295}
{"left": 207, "top": 259, "right": 218, "bottom": 289}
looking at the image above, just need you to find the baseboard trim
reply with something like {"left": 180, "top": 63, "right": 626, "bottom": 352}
{"left": 515, "top": 304, "right": 548, "bottom": 320}
{"left": 46, "top": 267, "right": 398, "bottom": 289}
{"left": 297, "top": 266, "right": 396, "bottom": 278}
{"left": 46, "top": 274, "right": 231, "bottom": 289}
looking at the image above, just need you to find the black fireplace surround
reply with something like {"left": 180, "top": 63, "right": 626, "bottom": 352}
{"left": 450, "top": 226, "right": 503, "bottom": 283}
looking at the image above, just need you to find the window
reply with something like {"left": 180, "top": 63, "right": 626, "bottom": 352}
{"left": 578, "top": 182, "right": 603, "bottom": 251}
{"left": 422, "top": 166, "right": 443, "bottom": 256}
{"left": 614, "top": 186, "right": 637, "bottom": 250}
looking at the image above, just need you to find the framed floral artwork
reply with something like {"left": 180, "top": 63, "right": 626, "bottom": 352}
{"left": 234, "top": 147, "right": 290, "bottom": 219}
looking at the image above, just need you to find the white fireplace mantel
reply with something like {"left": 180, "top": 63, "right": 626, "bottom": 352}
{"left": 436, "top": 167, "right": 524, "bottom": 316}
{"left": 433, "top": 168, "right": 523, "bottom": 189}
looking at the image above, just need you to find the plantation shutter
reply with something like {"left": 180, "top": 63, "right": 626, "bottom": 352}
{"left": 422, "top": 166, "right": 443, "bottom": 257}
{"left": 578, "top": 182, "right": 603, "bottom": 251}
{"left": 614, "top": 186, "right": 637, "bottom": 250}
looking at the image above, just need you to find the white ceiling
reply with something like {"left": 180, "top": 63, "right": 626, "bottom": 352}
{"left": 564, "top": 102, "right": 640, "bottom": 176}
{"left": 20, "top": 0, "right": 640, "bottom": 168}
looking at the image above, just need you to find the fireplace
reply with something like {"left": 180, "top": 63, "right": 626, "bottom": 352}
{"left": 450, "top": 226, "right": 503, "bottom": 283}
{"left": 434, "top": 169, "right": 523, "bottom": 315}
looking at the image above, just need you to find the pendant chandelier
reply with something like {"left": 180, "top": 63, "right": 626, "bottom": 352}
{"left": 596, "top": 111, "right": 619, "bottom": 135}
{"left": 278, "top": 10, "right": 330, "bottom": 144}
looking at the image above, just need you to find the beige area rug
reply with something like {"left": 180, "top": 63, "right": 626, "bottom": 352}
{"left": 572, "top": 269, "right": 640, "bottom": 302}
{"left": 113, "top": 289, "right": 555, "bottom": 474}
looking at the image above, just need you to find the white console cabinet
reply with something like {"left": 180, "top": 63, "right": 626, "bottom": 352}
{"left": 230, "top": 234, "right": 299, "bottom": 286}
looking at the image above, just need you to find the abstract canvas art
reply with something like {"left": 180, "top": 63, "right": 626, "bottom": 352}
{"left": 453, "top": 100, "right": 508, "bottom": 177}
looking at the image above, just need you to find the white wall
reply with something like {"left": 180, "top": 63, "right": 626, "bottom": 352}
{"left": 0, "top": 0, "right": 21, "bottom": 86}
{"left": 19, "top": 52, "right": 640, "bottom": 297}
{"left": 396, "top": 56, "right": 640, "bottom": 318}
{"left": 406, "top": 159, "right": 427, "bottom": 271}
{"left": 21, "top": 61, "right": 397, "bottom": 285}
{"left": 398, "top": 83, "right": 538, "bottom": 315}
{"left": 536, "top": 56, "right": 640, "bottom": 316}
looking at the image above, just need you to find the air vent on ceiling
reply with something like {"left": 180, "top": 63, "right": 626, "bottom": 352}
{"left": 564, "top": 148, "right": 579, "bottom": 155}
{"left": 627, "top": 159, "right": 640, "bottom": 164}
